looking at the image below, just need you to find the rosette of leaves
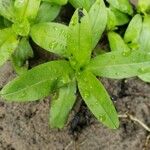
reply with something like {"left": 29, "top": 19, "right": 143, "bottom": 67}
{"left": 0, "top": 0, "right": 63, "bottom": 74}
{"left": 1, "top": 0, "right": 150, "bottom": 129}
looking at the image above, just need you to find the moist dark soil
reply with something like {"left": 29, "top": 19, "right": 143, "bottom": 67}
{"left": 0, "top": 0, "right": 150, "bottom": 150}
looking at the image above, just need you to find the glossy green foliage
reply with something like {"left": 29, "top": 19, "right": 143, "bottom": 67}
{"left": 69, "top": 0, "right": 95, "bottom": 11}
{"left": 106, "top": 0, "right": 133, "bottom": 15}
{"left": 107, "top": 7, "right": 129, "bottom": 30}
{"left": 124, "top": 14, "right": 143, "bottom": 49}
{"left": 30, "top": 23, "right": 68, "bottom": 56}
{"left": 1, "top": 7, "right": 119, "bottom": 129}
{"left": 35, "top": 2, "right": 61, "bottom": 23}
{"left": 77, "top": 71, "right": 119, "bottom": 129}
{"left": 14, "top": 0, "right": 41, "bottom": 22}
{"left": 0, "top": 0, "right": 15, "bottom": 22}
{"left": 50, "top": 81, "right": 76, "bottom": 128}
{"left": 43, "top": 0, "right": 68, "bottom": 5}
{"left": 108, "top": 32, "right": 130, "bottom": 52}
{"left": 68, "top": 8, "right": 92, "bottom": 69}
{"left": 1, "top": 60, "right": 74, "bottom": 101}
{"left": 139, "top": 15, "right": 150, "bottom": 52}
{"left": 87, "top": 50, "right": 150, "bottom": 79}
{"left": 137, "top": 0, "right": 150, "bottom": 14}
{"left": 11, "top": 38, "right": 33, "bottom": 75}
{"left": 138, "top": 15, "right": 150, "bottom": 82}
{"left": 0, "top": 28, "right": 19, "bottom": 67}
{"left": 89, "top": 0, "right": 107, "bottom": 49}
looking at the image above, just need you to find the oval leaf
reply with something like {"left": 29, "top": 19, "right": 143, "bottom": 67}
{"left": 0, "top": 60, "right": 74, "bottom": 101}
{"left": 77, "top": 71, "right": 119, "bottom": 129}
{"left": 30, "top": 22, "right": 68, "bottom": 56}
{"left": 124, "top": 14, "right": 143, "bottom": 48}
{"left": 108, "top": 31, "right": 130, "bottom": 51}
{"left": 106, "top": 0, "right": 133, "bottom": 15}
{"left": 35, "top": 2, "right": 61, "bottom": 23}
{"left": 87, "top": 50, "right": 150, "bottom": 79}
{"left": 49, "top": 81, "right": 76, "bottom": 128}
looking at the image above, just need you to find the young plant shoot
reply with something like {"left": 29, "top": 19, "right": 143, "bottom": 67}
{"left": 0, "top": 0, "right": 150, "bottom": 130}
{"left": 0, "top": 0, "right": 63, "bottom": 74}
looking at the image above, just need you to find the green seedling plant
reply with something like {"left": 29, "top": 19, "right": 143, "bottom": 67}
{"left": 1, "top": 0, "right": 150, "bottom": 129}
{"left": 108, "top": 0, "right": 150, "bottom": 82}
{"left": 0, "top": 0, "right": 65, "bottom": 74}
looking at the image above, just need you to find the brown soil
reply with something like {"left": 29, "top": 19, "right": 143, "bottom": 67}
{"left": 0, "top": 0, "right": 150, "bottom": 150}
{"left": 0, "top": 62, "right": 150, "bottom": 150}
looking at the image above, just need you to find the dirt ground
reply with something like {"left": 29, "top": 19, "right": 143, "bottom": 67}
{"left": 0, "top": 61, "right": 150, "bottom": 150}
{"left": 0, "top": 0, "right": 150, "bottom": 150}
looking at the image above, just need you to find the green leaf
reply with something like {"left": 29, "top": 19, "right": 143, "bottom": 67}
{"left": 0, "top": 60, "right": 74, "bottom": 101}
{"left": 43, "top": 0, "right": 68, "bottom": 5}
{"left": 139, "top": 72, "right": 150, "bottom": 83}
{"left": 107, "top": 7, "right": 129, "bottom": 30}
{"left": 87, "top": 50, "right": 150, "bottom": 79}
{"left": 35, "top": 2, "right": 60, "bottom": 23}
{"left": 108, "top": 31, "right": 130, "bottom": 51}
{"left": 139, "top": 15, "right": 150, "bottom": 52}
{"left": 68, "top": 8, "right": 92, "bottom": 69}
{"left": 77, "top": 71, "right": 119, "bottom": 129}
{"left": 0, "top": 28, "right": 19, "bottom": 67}
{"left": 30, "top": 22, "right": 68, "bottom": 56}
{"left": 69, "top": 0, "right": 95, "bottom": 11}
{"left": 89, "top": 0, "right": 107, "bottom": 49}
{"left": 11, "top": 38, "right": 33, "bottom": 75}
{"left": 124, "top": 14, "right": 143, "bottom": 48}
{"left": 12, "top": 18, "right": 30, "bottom": 36}
{"left": 137, "top": 0, "right": 150, "bottom": 14}
{"left": 0, "top": 0, "right": 15, "bottom": 22}
{"left": 106, "top": 0, "right": 133, "bottom": 15}
{"left": 49, "top": 81, "right": 76, "bottom": 128}
{"left": 14, "top": 0, "right": 41, "bottom": 22}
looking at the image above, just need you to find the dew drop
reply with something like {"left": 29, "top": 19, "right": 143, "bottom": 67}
{"left": 99, "top": 115, "right": 106, "bottom": 122}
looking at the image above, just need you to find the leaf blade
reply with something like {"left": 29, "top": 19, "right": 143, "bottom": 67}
{"left": 30, "top": 22, "right": 68, "bottom": 56}
{"left": 77, "top": 71, "right": 119, "bottom": 129}
{"left": 89, "top": 0, "right": 107, "bottom": 49}
{"left": 68, "top": 8, "right": 92, "bottom": 69}
{"left": 87, "top": 50, "right": 150, "bottom": 79}
{"left": 49, "top": 81, "right": 76, "bottom": 128}
{"left": 0, "top": 60, "right": 74, "bottom": 101}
